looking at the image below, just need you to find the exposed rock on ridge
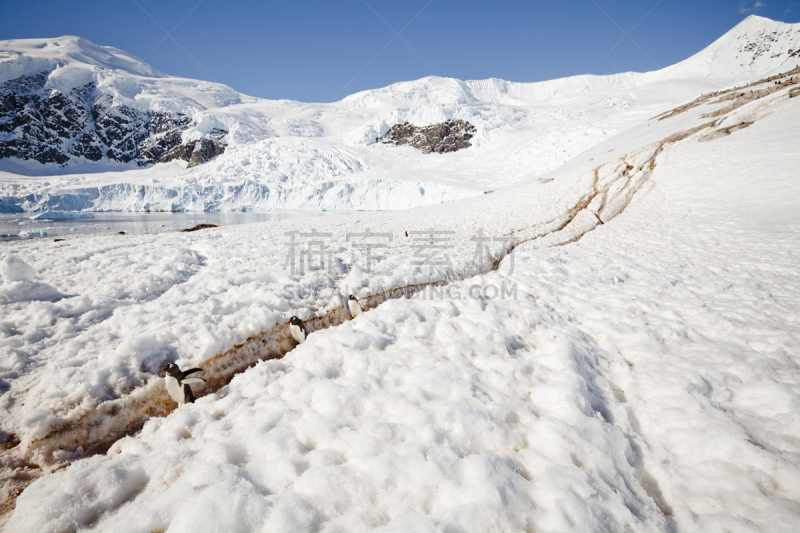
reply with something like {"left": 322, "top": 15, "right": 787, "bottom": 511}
{"left": 378, "top": 119, "right": 476, "bottom": 154}
{"left": 0, "top": 72, "right": 226, "bottom": 167}
{"left": 736, "top": 24, "right": 799, "bottom": 64}
{"left": 154, "top": 128, "right": 228, "bottom": 168}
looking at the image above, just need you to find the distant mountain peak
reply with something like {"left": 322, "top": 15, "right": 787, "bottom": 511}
{"left": 668, "top": 15, "right": 800, "bottom": 76}
{"left": 0, "top": 35, "right": 166, "bottom": 83}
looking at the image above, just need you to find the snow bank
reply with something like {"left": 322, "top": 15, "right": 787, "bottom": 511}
{"left": 0, "top": 255, "right": 36, "bottom": 283}
{"left": 0, "top": 254, "right": 64, "bottom": 304}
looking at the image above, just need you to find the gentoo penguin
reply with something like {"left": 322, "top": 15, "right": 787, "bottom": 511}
{"left": 158, "top": 363, "right": 207, "bottom": 406}
{"left": 288, "top": 316, "right": 308, "bottom": 344}
{"left": 348, "top": 294, "right": 362, "bottom": 318}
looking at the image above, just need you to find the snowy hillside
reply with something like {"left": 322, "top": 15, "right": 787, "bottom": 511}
{"left": 1, "top": 15, "right": 798, "bottom": 212}
{"left": 1, "top": 19, "right": 799, "bottom": 527}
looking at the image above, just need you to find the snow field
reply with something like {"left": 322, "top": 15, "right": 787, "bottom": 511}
{"left": 5, "top": 283, "right": 671, "bottom": 533}
{"left": 0, "top": 181, "right": 566, "bottom": 465}
{"left": 506, "top": 95, "right": 800, "bottom": 530}
{"left": 3, "top": 66, "right": 798, "bottom": 471}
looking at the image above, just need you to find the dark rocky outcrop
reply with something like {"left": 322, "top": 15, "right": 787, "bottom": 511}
{"left": 179, "top": 223, "right": 217, "bottom": 232}
{"left": 155, "top": 129, "right": 228, "bottom": 168}
{"left": 378, "top": 119, "right": 476, "bottom": 154}
{"left": 0, "top": 72, "right": 226, "bottom": 167}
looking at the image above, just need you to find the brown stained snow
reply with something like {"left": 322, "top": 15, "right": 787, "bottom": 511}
{"left": 653, "top": 66, "right": 800, "bottom": 122}
{"left": 699, "top": 78, "right": 799, "bottom": 119}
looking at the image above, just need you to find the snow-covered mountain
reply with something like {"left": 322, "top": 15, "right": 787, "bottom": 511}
{"left": 0, "top": 15, "right": 799, "bottom": 213}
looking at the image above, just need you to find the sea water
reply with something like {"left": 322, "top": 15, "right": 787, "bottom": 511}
{"left": 0, "top": 211, "right": 334, "bottom": 241}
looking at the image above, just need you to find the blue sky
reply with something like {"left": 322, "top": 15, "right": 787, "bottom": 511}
{"left": 2, "top": 0, "right": 799, "bottom": 102}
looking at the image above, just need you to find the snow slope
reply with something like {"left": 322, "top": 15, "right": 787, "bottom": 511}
{"left": 1, "top": 16, "right": 799, "bottom": 212}
{"left": 1, "top": 41, "right": 799, "bottom": 530}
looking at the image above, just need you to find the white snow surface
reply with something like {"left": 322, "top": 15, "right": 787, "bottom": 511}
{"left": 2, "top": 16, "right": 799, "bottom": 212}
{"left": 1, "top": 16, "right": 800, "bottom": 533}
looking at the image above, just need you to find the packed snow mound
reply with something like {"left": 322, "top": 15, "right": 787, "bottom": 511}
{"left": 0, "top": 254, "right": 64, "bottom": 303}
{"left": 0, "top": 254, "right": 36, "bottom": 283}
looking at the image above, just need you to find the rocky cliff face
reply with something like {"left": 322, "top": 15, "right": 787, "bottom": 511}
{"left": 0, "top": 72, "right": 226, "bottom": 167}
{"left": 378, "top": 119, "right": 476, "bottom": 154}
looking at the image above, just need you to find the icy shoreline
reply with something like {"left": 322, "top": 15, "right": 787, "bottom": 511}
{"left": 0, "top": 178, "right": 481, "bottom": 214}
{"left": 0, "top": 211, "right": 336, "bottom": 241}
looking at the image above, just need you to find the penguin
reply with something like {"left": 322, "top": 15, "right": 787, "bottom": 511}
{"left": 158, "top": 363, "right": 207, "bottom": 406}
{"left": 348, "top": 294, "right": 362, "bottom": 318}
{"left": 288, "top": 316, "right": 308, "bottom": 344}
